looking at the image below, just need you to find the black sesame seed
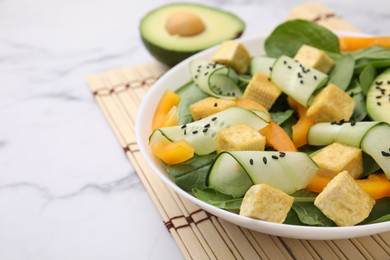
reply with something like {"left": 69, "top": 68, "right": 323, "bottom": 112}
{"left": 331, "top": 121, "right": 337, "bottom": 125}
{"left": 227, "top": 92, "right": 231, "bottom": 96}
{"left": 388, "top": 80, "right": 390, "bottom": 84}
{"left": 279, "top": 152, "right": 286, "bottom": 157}
{"left": 192, "top": 130, "right": 198, "bottom": 134}
{"left": 203, "top": 128, "right": 208, "bottom": 133}
{"left": 283, "top": 60, "right": 287, "bottom": 65}
{"left": 376, "top": 81, "right": 383, "bottom": 85}
{"left": 212, "top": 117, "right": 217, "bottom": 121}
{"left": 376, "top": 95, "right": 382, "bottom": 99}
{"left": 184, "top": 130, "right": 187, "bottom": 135}
{"left": 272, "top": 155, "right": 278, "bottom": 160}
{"left": 288, "top": 65, "right": 292, "bottom": 69}
{"left": 267, "top": 77, "right": 271, "bottom": 82}
{"left": 232, "top": 92, "right": 235, "bottom": 96}
{"left": 204, "top": 123, "right": 210, "bottom": 128}
{"left": 204, "top": 72, "right": 209, "bottom": 76}
{"left": 249, "top": 159, "right": 254, "bottom": 165}
{"left": 300, "top": 80, "right": 304, "bottom": 84}
{"left": 214, "top": 102, "right": 218, "bottom": 107}
{"left": 377, "top": 102, "right": 382, "bottom": 106}
{"left": 381, "top": 151, "right": 390, "bottom": 157}
{"left": 314, "top": 75, "right": 317, "bottom": 80}
{"left": 351, "top": 121, "right": 356, "bottom": 126}
{"left": 181, "top": 124, "right": 187, "bottom": 129}
{"left": 297, "top": 72, "right": 303, "bottom": 78}
{"left": 263, "top": 156, "right": 267, "bottom": 164}
{"left": 269, "top": 67, "right": 273, "bottom": 71}
{"left": 197, "top": 65, "right": 202, "bottom": 68}
{"left": 194, "top": 75, "right": 198, "bottom": 79}
{"left": 376, "top": 86, "right": 381, "bottom": 90}
{"left": 350, "top": 92, "right": 355, "bottom": 97}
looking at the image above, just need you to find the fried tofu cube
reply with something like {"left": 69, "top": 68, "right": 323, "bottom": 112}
{"left": 242, "top": 72, "right": 282, "bottom": 110}
{"left": 312, "top": 143, "right": 363, "bottom": 179}
{"left": 212, "top": 41, "right": 251, "bottom": 74}
{"left": 240, "top": 184, "right": 294, "bottom": 223}
{"left": 189, "top": 97, "right": 236, "bottom": 121}
{"left": 314, "top": 171, "right": 375, "bottom": 226}
{"left": 307, "top": 84, "right": 355, "bottom": 123}
{"left": 216, "top": 124, "right": 266, "bottom": 153}
{"left": 294, "top": 44, "right": 335, "bottom": 73}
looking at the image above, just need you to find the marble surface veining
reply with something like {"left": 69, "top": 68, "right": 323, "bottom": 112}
{"left": 0, "top": 0, "right": 389, "bottom": 259}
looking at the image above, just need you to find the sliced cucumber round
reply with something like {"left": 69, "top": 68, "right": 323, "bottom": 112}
{"left": 366, "top": 68, "right": 390, "bottom": 124}
{"left": 207, "top": 151, "right": 318, "bottom": 198}
{"left": 271, "top": 55, "right": 328, "bottom": 107}
{"left": 250, "top": 56, "right": 276, "bottom": 77}
{"left": 149, "top": 107, "right": 269, "bottom": 155}
{"left": 307, "top": 121, "right": 381, "bottom": 147}
{"left": 361, "top": 123, "right": 390, "bottom": 179}
{"left": 190, "top": 60, "right": 242, "bottom": 99}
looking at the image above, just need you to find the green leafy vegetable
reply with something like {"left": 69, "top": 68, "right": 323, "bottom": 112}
{"left": 265, "top": 19, "right": 340, "bottom": 58}
{"left": 351, "top": 46, "right": 390, "bottom": 60}
{"left": 354, "top": 59, "right": 390, "bottom": 73}
{"left": 359, "top": 63, "right": 377, "bottom": 95}
{"left": 361, "top": 152, "right": 381, "bottom": 178}
{"left": 360, "top": 198, "right": 390, "bottom": 224}
{"left": 270, "top": 109, "right": 294, "bottom": 125}
{"left": 193, "top": 188, "right": 242, "bottom": 211}
{"left": 327, "top": 53, "right": 355, "bottom": 90}
{"left": 346, "top": 80, "right": 368, "bottom": 121}
{"left": 175, "top": 81, "right": 208, "bottom": 125}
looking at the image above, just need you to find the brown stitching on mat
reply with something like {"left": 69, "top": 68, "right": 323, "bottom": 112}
{"left": 312, "top": 13, "right": 338, "bottom": 22}
{"left": 93, "top": 88, "right": 111, "bottom": 96}
{"left": 123, "top": 142, "right": 138, "bottom": 153}
{"left": 163, "top": 211, "right": 213, "bottom": 232}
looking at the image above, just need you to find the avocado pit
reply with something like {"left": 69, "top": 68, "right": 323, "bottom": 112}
{"left": 165, "top": 11, "right": 205, "bottom": 37}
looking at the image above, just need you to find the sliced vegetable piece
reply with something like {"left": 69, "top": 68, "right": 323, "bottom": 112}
{"left": 366, "top": 68, "right": 390, "bottom": 124}
{"left": 152, "top": 90, "right": 180, "bottom": 130}
{"left": 190, "top": 60, "right": 242, "bottom": 99}
{"left": 306, "top": 173, "right": 390, "bottom": 200}
{"left": 150, "top": 107, "right": 269, "bottom": 155}
{"left": 259, "top": 121, "right": 297, "bottom": 152}
{"left": 250, "top": 56, "right": 276, "bottom": 76}
{"left": 288, "top": 97, "right": 315, "bottom": 148}
{"left": 151, "top": 139, "right": 195, "bottom": 165}
{"left": 207, "top": 151, "right": 318, "bottom": 197}
{"left": 307, "top": 121, "right": 381, "bottom": 147}
{"left": 339, "top": 36, "right": 390, "bottom": 52}
{"left": 271, "top": 55, "right": 328, "bottom": 107}
{"left": 361, "top": 123, "right": 390, "bottom": 178}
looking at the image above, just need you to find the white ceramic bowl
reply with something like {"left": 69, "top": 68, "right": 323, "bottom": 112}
{"left": 136, "top": 35, "right": 390, "bottom": 240}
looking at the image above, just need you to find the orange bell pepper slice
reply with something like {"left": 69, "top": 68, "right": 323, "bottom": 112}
{"left": 306, "top": 173, "right": 390, "bottom": 200}
{"left": 339, "top": 36, "right": 390, "bottom": 52}
{"left": 151, "top": 139, "right": 194, "bottom": 165}
{"left": 288, "top": 97, "right": 315, "bottom": 148}
{"left": 152, "top": 90, "right": 180, "bottom": 130}
{"left": 259, "top": 121, "right": 297, "bottom": 152}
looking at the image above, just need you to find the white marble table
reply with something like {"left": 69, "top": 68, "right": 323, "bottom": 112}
{"left": 0, "top": 0, "right": 389, "bottom": 259}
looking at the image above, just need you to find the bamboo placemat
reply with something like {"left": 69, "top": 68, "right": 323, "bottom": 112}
{"left": 86, "top": 3, "right": 390, "bottom": 259}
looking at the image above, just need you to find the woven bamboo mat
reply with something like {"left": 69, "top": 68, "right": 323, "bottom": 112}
{"left": 86, "top": 3, "right": 390, "bottom": 259}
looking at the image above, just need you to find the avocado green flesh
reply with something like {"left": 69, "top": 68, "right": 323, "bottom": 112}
{"left": 140, "top": 3, "right": 244, "bottom": 66}
{"left": 366, "top": 68, "right": 390, "bottom": 124}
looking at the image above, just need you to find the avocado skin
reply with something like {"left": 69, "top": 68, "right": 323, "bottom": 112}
{"left": 141, "top": 31, "right": 243, "bottom": 67}
{"left": 139, "top": 3, "right": 245, "bottom": 67}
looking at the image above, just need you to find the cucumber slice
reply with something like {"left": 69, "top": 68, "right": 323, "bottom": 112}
{"left": 190, "top": 60, "right": 242, "bottom": 99}
{"left": 366, "top": 68, "right": 390, "bottom": 124}
{"left": 150, "top": 107, "right": 269, "bottom": 155}
{"left": 361, "top": 123, "right": 390, "bottom": 178}
{"left": 207, "top": 151, "right": 318, "bottom": 197}
{"left": 250, "top": 56, "right": 276, "bottom": 76}
{"left": 307, "top": 121, "right": 381, "bottom": 147}
{"left": 271, "top": 55, "right": 328, "bottom": 107}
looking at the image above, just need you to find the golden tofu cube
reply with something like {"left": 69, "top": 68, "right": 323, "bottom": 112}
{"left": 294, "top": 44, "right": 335, "bottom": 73}
{"left": 242, "top": 72, "right": 282, "bottom": 110}
{"left": 189, "top": 97, "right": 236, "bottom": 121}
{"left": 216, "top": 124, "right": 266, "bottom": 153}
{"left": 307, "top": 84, "right": 355, "bottom": 123}
{"left": 312, "top": 143, "right": 363, "bottom": 179}
{"left": 314, "top": 171, "right": 375, "bottom": 226}
{"left": 240, "top": 184, "right": 294, "bottom": 223}
{"left": 212, "top": 41, "right": 251, "bottom": 74}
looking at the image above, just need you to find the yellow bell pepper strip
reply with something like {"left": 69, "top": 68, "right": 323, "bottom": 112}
{"left": 339, "top": 36, "right": 390, "bottom": 52}
{"left": 151, "top": 139, "right": 194, "bottom": 165}
{"left": 306, "top": 173, "right": 390, "bottom": 200}
{"left": 152, "top": 90, "right": 180, "bottom": 130}
{"left": 259, "top": 121, "right": 297, "bottom": 152}
{"left": 288, "top": 97, "right": 315, "bottom": 148}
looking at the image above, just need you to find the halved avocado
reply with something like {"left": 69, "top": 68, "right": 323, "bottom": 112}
{"left": 140, "top": 3, "right": 245, "bottom": 67}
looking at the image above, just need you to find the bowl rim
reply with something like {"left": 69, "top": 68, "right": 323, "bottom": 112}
{"left": 135, "top": 33, "right": 390, "bottom": 240}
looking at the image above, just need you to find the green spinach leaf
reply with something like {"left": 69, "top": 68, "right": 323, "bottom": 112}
{"left": 354, "top": 59, "right": 390, "bottom": 73}
{"left": 346, "top": 79, "right": 368, "bottom": 122}
{"left": 351, "top": 46, "right": 390, "bottom": 60}
{"left": 328, "top": 53, "right": 355, "bottom": 90}
{"left": 359, "top": 63, "right": 377, "bottom": 95}
{"left": 360, "top": 198, "right": 390, "bottom": 224}
{"left": 193, "top": 188, "right": 242, "bottom": 211}
{"left": 265, "top": 19, "right": 339, "bottom": 58}
{"left": 270, "top": 109, "right": 294, "bottom": 125}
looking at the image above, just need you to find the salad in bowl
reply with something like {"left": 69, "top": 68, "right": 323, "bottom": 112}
{"left": 136, "top": 19, "right": 390, "bottom": 239}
